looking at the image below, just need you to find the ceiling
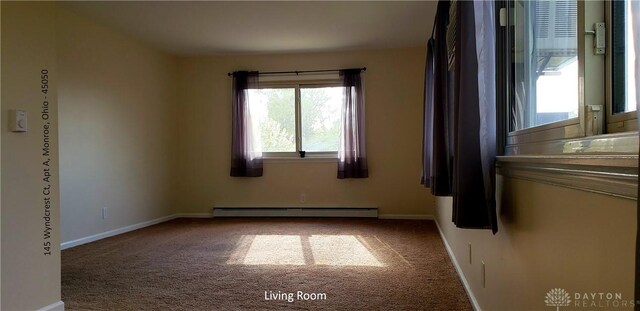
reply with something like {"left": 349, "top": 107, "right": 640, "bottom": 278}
{"left": 61, "top": 1, "right": 437, "bottom": 56}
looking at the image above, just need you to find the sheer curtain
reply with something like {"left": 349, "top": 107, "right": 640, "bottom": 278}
{"left": 338, "top": 69, "right": 368, "bottom": 179}
{"left": 230, "top": 71, "right": 263, "bottom": 177}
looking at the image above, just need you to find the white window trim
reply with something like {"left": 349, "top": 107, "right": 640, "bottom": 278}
{"left": 263, "top": 156, "right": 338, "bottom": 164}
{"left": 497, "top": 153, "right": 638, "bottom": 200}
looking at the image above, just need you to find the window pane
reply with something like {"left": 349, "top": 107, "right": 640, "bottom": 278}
{"left": 511, "top": 0, "right": 579, "bottom": 131}
{"left": 612, "top": 0, "right": 637, "bottom": 114}
{"left": 249, "top": 88, "right": 296, "bottom": 152}
{"left": 300, "top": 87, "right": 343, "bottom": 152}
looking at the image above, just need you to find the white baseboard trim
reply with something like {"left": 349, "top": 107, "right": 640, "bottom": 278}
{"left": 378, "top": 214, "right": 434, "bottom": 220}
{"left": 61, "top": 214, "right": 176, "bottom": 250}
{"left": 37, "top": 300, "right": 64, "bottom": 311}
{"left": 173, "top": 213, "right": 214, "bottom": 218}
{"left": 213, "top": 207, "right": 378, "bottom": 218}
{"left": 434, "top": 218, "right": 481, "bottom": 311}
{"left": 181, "top": 213, "right": 429, "bottom": 220}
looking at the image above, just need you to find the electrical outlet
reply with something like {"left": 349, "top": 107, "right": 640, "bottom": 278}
{"left": 300, "top": 193, "right": 306, "bottom": 203}
{"left": 102, "top": 207, "right": 108, "bottom": 219}
{"left": 468, "top": 243, "right": 472, "bottom": 265}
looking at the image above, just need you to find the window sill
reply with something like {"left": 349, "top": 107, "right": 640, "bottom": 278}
{"left": 264, "top": 156, "right": 337, "bottom": 164}
{"left": 496, "top": 154, "right": 638, "bottom": 200}
{"left": 505, "top": 131, "right": 638, "bottom": 155}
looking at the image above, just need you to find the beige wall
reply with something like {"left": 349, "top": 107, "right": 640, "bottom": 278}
{"left": 57, "top": 8, "right": 177, "bottom": 243}
{"left": 175, "top": 48, "right": 432, "bottom": 216}
{"left": 1, "top": 2, "right": 62, "bottom": 310}
{"left": 435, "top": 176, "right": 636, "bottom": 311}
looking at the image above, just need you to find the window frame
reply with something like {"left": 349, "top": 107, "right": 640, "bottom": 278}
{"left": 605, "top": 0, "right": 638, "bottom": 133}
{"left": 257, "top": 78, "right": 343, "bottom": 159}
{"left": 504, "top": 0, "right": 586, "bottom": 149}
{"left": 502, "top": 0, "right": 638, "bottom": 156}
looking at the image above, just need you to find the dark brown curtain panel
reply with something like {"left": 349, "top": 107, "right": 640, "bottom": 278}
{"left": 452, "top": 1, "right": 497, "bottom": 233}
{"left": 421, "top": 37, "right": 435, "bottom": 188}
{"left": 422, "top": 0, "right": 498, "bottom": 234}
{"left": 230, "top": 71, "right": 263, "bottom": 177}
{"left": 338, "top": 69, "right": 368, "bottom": 179}
{"left": 423, "top": 0, "right": 454, "bottom": 196}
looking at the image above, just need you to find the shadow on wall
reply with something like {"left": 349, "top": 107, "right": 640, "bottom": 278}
{"left": 498, "top": 176, "right": 517, "bottom": 226}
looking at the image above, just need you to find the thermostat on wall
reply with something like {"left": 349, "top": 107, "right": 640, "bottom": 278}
{"left": 9, "top": 109, "right": 27, "bottom": 132}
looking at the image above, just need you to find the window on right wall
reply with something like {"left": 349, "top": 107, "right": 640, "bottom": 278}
{"left": 609, "top": 0, "right": 637, "bottom": 131}
{"left": 502, "top": 0, "right": 638, "bottom": 155}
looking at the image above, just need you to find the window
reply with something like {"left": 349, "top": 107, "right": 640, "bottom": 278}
{"left": 249, "top": 88, "right": 296, "bottom": 152}
{"left": 511, "top": 0, "right": 579, "bottom": 131}
{"left": 608, "top": 0, "right": 638, "bottom": 132}
{"left": 502, "top": 0, "right": 638, "bottom": 155}
{"left": 249, "top": 81, "right": 344, "bottom": 157}
{"left": 300, "top": 86, "right": 342, "bottom": 152}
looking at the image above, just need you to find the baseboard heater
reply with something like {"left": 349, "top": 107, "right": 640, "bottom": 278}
{"left": 212, "top": 207, "right": 378, "bottom": 218}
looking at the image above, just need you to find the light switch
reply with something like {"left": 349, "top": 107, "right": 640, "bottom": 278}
{"left": 9, "top": 109, "right": 27, "bottom": 132}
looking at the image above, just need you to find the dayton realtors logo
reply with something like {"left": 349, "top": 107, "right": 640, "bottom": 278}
{"left": 545, "top": 288, "right": 571, "bottom": 311}
{"left": 545, "top": 288, "right": 635, "bottom": 309}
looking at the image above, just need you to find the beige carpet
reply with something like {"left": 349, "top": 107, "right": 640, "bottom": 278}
{"left": 62, "top": 218, "right": 472, "bottom": 310}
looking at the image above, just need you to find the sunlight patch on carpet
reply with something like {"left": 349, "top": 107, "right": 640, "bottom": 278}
{"left": 309, "top": 235, "right": 383, "bottom": 267}
{"left": 227, "top": 234, "right": 384, "bottom": 267}
{"left": 243, "top": 235, "right": 306, "bottom": 265}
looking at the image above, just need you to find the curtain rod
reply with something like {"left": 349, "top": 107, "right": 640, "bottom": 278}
{"left": 227, "top": 67, "right": 366, "bottom": 76}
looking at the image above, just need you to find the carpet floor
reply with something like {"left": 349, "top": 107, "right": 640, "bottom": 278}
{"left": 62, "top": 218, "right": 472, "bottom": 310}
